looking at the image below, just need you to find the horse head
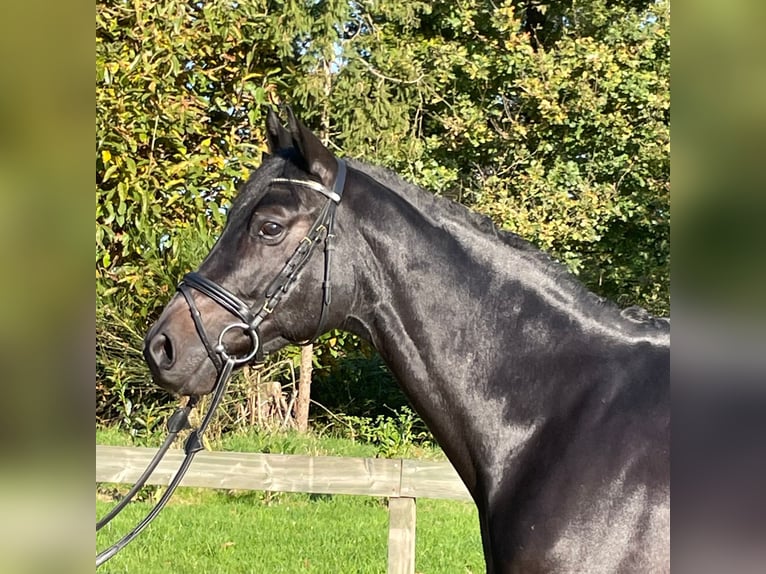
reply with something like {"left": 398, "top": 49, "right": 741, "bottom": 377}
{"left": 143, "top": 109, "right": 349, "bottom": 396}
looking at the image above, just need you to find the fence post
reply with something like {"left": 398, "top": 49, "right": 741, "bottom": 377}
{"left": 387, "top": 496, "right": 416, "bottom": 574}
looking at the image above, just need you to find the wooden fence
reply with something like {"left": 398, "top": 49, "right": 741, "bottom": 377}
{"left": 96, "top": 445, "right": 473, "bottom": 574}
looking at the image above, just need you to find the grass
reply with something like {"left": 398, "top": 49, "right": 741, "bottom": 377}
{"left": 97, "top": 427, "right": 484, "bottom": 573}
{"left": 95, "top": 425, "right": 444, "bottom": 460}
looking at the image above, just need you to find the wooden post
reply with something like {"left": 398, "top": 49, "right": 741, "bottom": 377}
{"left": 387, "top": 497, "right": 416, "bottom": 574}
{"left": 295, "top": 344, "right": 313, "bottom": 432}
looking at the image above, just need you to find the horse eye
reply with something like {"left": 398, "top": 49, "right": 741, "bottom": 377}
{"left": 259, "top": 221, "right": 284, "bottom": 238}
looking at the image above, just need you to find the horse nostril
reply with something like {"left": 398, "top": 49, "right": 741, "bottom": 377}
{"left": 162, "top": 335, "right": 174, "bottom": 363}
{"left": 150, "top": 333, "right": 175, "bottom": 370}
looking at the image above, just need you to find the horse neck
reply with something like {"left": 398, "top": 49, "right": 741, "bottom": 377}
{"left": 339, "top": 166, "right": 654, "bottom": 487}
{"left": 342, "top": 164, "right": 624, "bottom": 366}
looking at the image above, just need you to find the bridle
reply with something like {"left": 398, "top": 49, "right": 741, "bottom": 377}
{"left": 96, "top": 159, "right": 347, "bottom": 567}
{"left": 178, "top": 158, "right": 347, "bottom": 371}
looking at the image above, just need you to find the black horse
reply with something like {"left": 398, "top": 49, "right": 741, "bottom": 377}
{"left": 144, "top": 110, "right": 669, "bottom": 573}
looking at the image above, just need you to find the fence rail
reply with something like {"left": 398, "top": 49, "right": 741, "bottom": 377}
{"left": 96, "top": 445, "right": 472, "bottom": 574}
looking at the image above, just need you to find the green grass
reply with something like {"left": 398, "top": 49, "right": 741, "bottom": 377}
{"left": 95, "top": 426, "right": 446, "bottom": 460}
{"left": 97, "top": 428, "right": 484, "bottom": 573}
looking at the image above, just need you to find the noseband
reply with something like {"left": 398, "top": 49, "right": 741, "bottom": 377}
{"left": 96, "top": 159, "right": 347, "bottom": 567}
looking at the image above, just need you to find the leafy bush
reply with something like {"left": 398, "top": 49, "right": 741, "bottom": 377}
{"left": 338, "top": 407, "right": 435, "bottom": 459}
{"left": 312, "top": 334, "right": 407, "bottom": 419}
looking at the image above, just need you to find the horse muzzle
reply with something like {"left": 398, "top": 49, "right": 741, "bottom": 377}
{"left": 143, "top": 293, "right": 248, "bottom": 396}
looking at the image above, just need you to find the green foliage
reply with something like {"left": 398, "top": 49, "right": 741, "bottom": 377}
{"left": 97, "top": 0, "right": 669, "bottom": 432}
{"left": 339, "top": 407, "right": 436, "bottom": 458}
{"left": 96, "top": 0, "right": 278, "bottom": 321}
{"left": 312, "top": 333, "right": 409, "bottom": 418}
{"left": 336, "top": 0, "right": 670, "bottom": 313}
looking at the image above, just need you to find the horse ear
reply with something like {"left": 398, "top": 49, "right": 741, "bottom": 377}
{"left": 285, "top": 107, "right": 338, "bottom": 190}
{"left": 265, "top": 108, "right": 292, "bottom": 153}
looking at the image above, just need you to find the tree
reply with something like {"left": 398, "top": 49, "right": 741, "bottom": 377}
{"left": 96, "top": 0, "right": 669, "bottom": 432}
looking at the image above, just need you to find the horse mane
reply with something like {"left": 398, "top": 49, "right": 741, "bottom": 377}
{"left": 349, "top": 159, "right": 537, "bottom": 252}
{"left": 347, "top": 159, "right": 671, "bottom": 329}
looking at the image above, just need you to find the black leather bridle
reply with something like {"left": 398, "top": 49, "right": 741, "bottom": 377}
{"left": 96, "top": 159, "right": 347, "bottom": 567}
{"left": 178, "top": 158, "right": 347, "bottom": 372}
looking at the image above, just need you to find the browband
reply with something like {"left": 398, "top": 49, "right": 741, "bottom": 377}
{"left": 272, "top": 158, "right": 347, "bottom": 203}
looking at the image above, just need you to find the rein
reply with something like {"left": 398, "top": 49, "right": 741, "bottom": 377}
{"left": 96, "top": 159, "right": 347, "bottom": 567}
{"left": 96, "top": 363, "right": 231, "bottom": 567}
